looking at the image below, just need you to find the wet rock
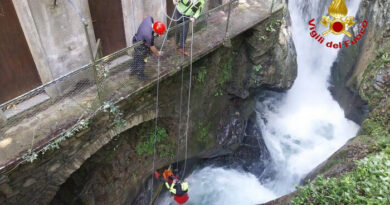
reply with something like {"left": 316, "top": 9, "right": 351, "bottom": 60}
{"left": 375, "top": 67, "right": 390, "bottom": 89}
{"left": 227, "top": 84, "right": 250, "bottom": 99}
{"left": 245, "top": 9, "right": 297, "bottom": 90}
{"left": 22, "top": 178, "right": 36, "bottom": 188}
{"left": 0, "top": 184, "right": 14, "bottom": 198}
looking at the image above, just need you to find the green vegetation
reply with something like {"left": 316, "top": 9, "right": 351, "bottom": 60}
{"left": 238, "top": 5, "right": 245, "bottom": 12}
{"left": 293, "top": 148, "right": 390, "bottom": 205}
{"left": 253, "top": 64, "right": 263, "bottom": 72}
{"left": 132, "top": 173, "right": 137, "bottom": 182}
{"left": 22, "top": 119, "right": 91, "bottom": 163}
{"left": 196, "top": 122, "right": 211, "bottom": 143}
{"left": 215, "top": 57, "right": 233, "bottom": 96}
{"left": 359, "top": 51, "right": 390, "bottom": 107}
{"left": 104, "top": 101, "right": 128, "bottom": 130}
{"left": 21, "top": 100, "right": 127, "bottom": 163}
{"left": 22, "top": 149, "right": 38, "bottom": 163}
{"left": 358, "top": 50, "right": 390, "bottom": 150}
{"left": 265, "top": 18, "right": 282, "bottom": 33}
{"left": 256, "top": 34, "right": 267, "bottom": 41}
{"left": 196, "top": 67, "right": 207, "bottom": 83}
{"left": 294, "top": 44, "right": 390, "bottom": 204}
{"left": 136, "top": 126, "right": 174, "bottom": 159}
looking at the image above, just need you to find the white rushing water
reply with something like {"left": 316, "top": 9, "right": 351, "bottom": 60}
{"left": 257, "top": 0, "right": 361, "bottom": 196}
{"left": 156, "top": 0, "right": 361, "bottom": 204}
{"left": 156, "top": 167, "right": 276, "bottom": 205}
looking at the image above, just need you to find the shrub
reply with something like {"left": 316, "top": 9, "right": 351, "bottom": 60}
{"left": 293, "top": 150, "right": 390, "bottom": 205}
{"left": 136, "top": 126, "right": 172, "bottom": 158}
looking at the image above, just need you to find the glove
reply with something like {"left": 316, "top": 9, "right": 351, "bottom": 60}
{"left": 154, "top": 171, "right": 161, "bottom": 179}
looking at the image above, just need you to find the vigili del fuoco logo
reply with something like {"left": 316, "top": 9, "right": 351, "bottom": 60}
{"left": 308, "top": 0, "right": 368, "bottom": 49}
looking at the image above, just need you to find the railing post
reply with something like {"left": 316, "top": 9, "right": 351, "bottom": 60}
{"left": 0, "top": 110, "right": 6, "bottom": 126}
{"left": 223, "top": 0, "right": 233, "bottom": 47}
{"left": 83, "top": 23, "right": 103, "bottom": 104}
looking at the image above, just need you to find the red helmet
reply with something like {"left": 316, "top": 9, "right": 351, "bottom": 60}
{"left": 153, "top": 21, "right": 166, "bottom": 35}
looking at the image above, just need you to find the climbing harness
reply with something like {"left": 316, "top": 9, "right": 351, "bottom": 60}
{"left": 177, "top": 0, "right": 203, "bottom": 17}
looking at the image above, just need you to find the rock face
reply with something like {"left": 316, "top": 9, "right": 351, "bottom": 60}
{"left": 330, "top": 0, "right": 390, "bottom": 124}
{"left": 320, "top": 0, "right": 390, "bottom": 178}
{"left": 263, "top": 0, "right": 390, "bottom": 204}
{"left": 0, "top": 7, "right": 297, "bottom": 205}
{"left": 245, "top": 9, "right": 297, "bottom": 90}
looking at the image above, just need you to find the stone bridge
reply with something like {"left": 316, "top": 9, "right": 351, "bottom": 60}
{"left": 0, "top": 0, "right": 294, "bottom": 204}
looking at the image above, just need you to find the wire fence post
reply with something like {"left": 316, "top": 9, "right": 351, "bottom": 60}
{"left": 83, "top": 23, "right": 103, "bottom": 105}
{"left": 223, "top": 0, "right": 233, "bottom": 47}
{"left": 0, "top": 109, "right": 6, "bottom": 126}
{"left": 270, "top": 0, "right": 275, "bottom": 16}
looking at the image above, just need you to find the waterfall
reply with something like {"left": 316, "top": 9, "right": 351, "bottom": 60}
{"left": 257, "top": 0, "right": 361, "bottom": 196}
{"left": 155, "top": 1, "right": 362, "bottom": 204}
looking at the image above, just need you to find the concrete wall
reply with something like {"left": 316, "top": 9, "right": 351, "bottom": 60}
{"left": 27, "top": 0, "right": 96, "bottom": 78}
{"left": 122, "top": 0, "right": 167, "bottom": 46}
{"left": 12, "top": 0, "right": 167, "bottom": 97}
{"left": 15, "top": 0, "right": 97, "bottom": 80}
{"left": 12, "top": 0, "right": 53, "bottom": 84}
{"left": 13, "top": 0, "right": 97, "bottom": 97}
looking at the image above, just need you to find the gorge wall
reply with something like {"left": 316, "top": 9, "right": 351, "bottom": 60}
{"left": 264, "top": 0, "right": 390, "bottom": 204}
{"left": 310, "top": 0, "right": 390, "bottom": 179}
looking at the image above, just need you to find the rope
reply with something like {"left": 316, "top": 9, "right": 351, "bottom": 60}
{"left": 175, "top": 6, "right": 190, "bottom": 172}
{"left": 150, "top": 6, "right": 177, "bottom": 203}
{"left": 160, "top": 0, "right": 184, "bottom": 22}
{"left": 30, "top": 117, "right": 41, "bottom": 153}
{"left": 150, "top": 58, "right": 161, "bottom": 204}
{"left": 65, "top": 0, "right": 87, "bottom": 25}
{"left": 182, "top": 21, "right": 194, "bottom": 177}
{"left": 131, "top": 0, "right": 136, "bottom": 35}
{"left": 175, "top": 30, "right": 186, "bottom": 171}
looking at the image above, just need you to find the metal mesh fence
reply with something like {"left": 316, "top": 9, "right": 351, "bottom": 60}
{"left": 0, "top": 0, "right": 283, "bottom": 173}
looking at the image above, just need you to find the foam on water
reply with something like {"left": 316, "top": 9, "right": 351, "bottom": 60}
{"left": 155, "top": 167, "right": 275, "bottom": 205}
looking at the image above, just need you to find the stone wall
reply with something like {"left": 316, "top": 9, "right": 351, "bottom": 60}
{"left": 0, "top": 8, "right": 297, "bottom": 205}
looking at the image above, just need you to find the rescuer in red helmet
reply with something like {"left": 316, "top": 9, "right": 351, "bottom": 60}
{"left": 155, "top": 169, "right": 190, "bottom": 204}
{"left": 130, "top": 17, "right": 166, "bottom": 80}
